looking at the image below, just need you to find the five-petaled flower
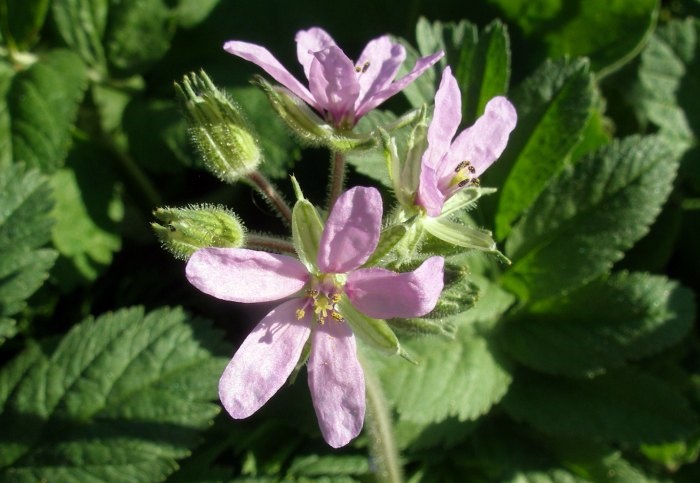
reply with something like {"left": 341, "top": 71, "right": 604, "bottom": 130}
{"left": 224, "top": 27, "right": 444, "bottom": 129}
{"left": 416, "top": 67, "right": 517, "bottom": 217}
{"left": 186, "top": 186, "right": 445, "bottom": 447}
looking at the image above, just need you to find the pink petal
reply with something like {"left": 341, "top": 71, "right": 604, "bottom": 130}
{"left": 223, "top": 40, "right": 318, "bottom": 109}
{"left": 295, "top": 27, "right": 337, "bottom": 80}
{"left": 415, "top": 163, "right": 446, "bottom": 217}
{"left": 354, "top": 35, "right": 406, "bottom": 109}
{"left": 439, "top": 96, "right": 517, "bottom": 183}
{"left": 186, "top": 248, "right": 309, "bottom": 303}
{"left": 308, "top": 45, "right": 360, "bottom": 125}
{"left": 355, "top": 50, "right": 444, "bottom": 119}
{"left": 308, "top": 320, "right": 365, "bottom": 448}
{"left": 345, "top": 256, "right": 445, "bottom": 318}
{"left": 219, "top": 299, "right": 312, "bottom": 419}
{"left": 317, "top": 186, "right": 382, "bottom": 274}
{"left": 421, "top": 66, "right": 461, "bottom": 171}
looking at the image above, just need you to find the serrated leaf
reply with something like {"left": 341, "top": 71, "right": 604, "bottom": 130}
{"left": 105, "top": 0, "right": 175, "bottom": 75}
{"left": 0, "top": 61, "right": 13, "bottom": 167}
{"left": 51, "top": 0, "right": 108, "bottom": 67}
{"left": 490, "top": 58, "right": 595, "bottom": 240}
{"left": 0, "top": 306, "right": 228, "bottom": 482}
{"left": 503, "top": 368, "right": 698, "bottom": 444}
{"left": 0, "top": 0, "right": 49, "bottom": 50}
{"left": 287, "top": 455, "right": 370, "bottom": 477}
{"left": 7, "top": 50, "right": 88, "bottom": 173}
{"left": 486, "top": 0, "right": 658, "bottom": 75}
{"left": 50, "top": 141, "right": 123, "bottom": 288}
{"left": 0, "top": 164, "right": 56, "bottom": 320}
{"left": 499, "top": 272, "right": 695, "bottom": 376}
{"left": 503, "top": 136, "right": 678, "bottom": 302}
{"left": 371, "top": 328, "right": 512, "bottom": 424}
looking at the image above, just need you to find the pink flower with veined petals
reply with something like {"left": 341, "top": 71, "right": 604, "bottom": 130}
{"left": 416, "top": 67, "right": 518, "bottom": 217}
{"left": 186, "top": 186, "right": 444, "bottom": 447}
{"left": 223, "top": 27, "right": 444, "bottom": 129}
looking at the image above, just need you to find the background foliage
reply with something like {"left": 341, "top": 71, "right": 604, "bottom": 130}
{"left": 1, "top": 0, "right": 699, "bottom": 481}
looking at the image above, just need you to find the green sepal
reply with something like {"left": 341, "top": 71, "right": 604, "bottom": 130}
{"left": 362, "top": 223, "right": 409, "bottom": 267}
{"left": 387, "top": 317, "right": 457, "bottom": 338}
{"left": 253, "top": 76, "right": 375, "bottom": 152}
{"left": 440, "top": 187, "right": 496, "bottom": 217}
{"left": 175, "top": 70, "right": 262, "bottom": 183}
{"left": 422, "top": 216, "right": 497, "bottom": 252}
{"left": 338, "top": 297, "right": 400, "bottom": 356}
{"left": 152, "top": 205, "right": 246, "bottom": 260}
{"left": 291, "top": 195, "right": 324, "bottom": 274}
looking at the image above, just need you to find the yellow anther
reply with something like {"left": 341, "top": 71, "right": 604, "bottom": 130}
{"left": 330, "top": 293, "right": 342, "bottom": 304}
{"left": 295, "top": 308, "right": 305, "bottom": 320}
{"left": 331, "top": 311, "right": 344, "bottom": 322}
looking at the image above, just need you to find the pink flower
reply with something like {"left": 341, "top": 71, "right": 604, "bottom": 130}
{"left": 416, "top": 67, "right": 517, "bottom": 217}
{"left": 186, "top": 186, "right": 445, "bottom": 447}
{"left": 224, "top": 27, "right": 444, "bottom": 129}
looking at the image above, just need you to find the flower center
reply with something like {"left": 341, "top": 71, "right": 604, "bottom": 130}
{"left": 447, "top": 160, "right": 480, "bottom": 193}
{"left": 295, "top": 273, "right": 346, "bottom": 324}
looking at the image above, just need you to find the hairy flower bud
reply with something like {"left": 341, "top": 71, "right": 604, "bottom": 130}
{"left": 175, "top": 70, "right": 261, "bottom": 182}
{"left": 152, "top": 205, "right": 245, "bottom": 260}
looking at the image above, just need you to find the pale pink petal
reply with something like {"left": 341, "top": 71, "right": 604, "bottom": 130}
{"left": 439, "top": 96, "right": 517, "bottom": 183}
{"left": 308, "top": 46, "right": 360, "bottom": 125}
{"left": 223, "top": 40, "right": 317, "bottom": 109}
{"left": 186, "top": 248, "right": 309, "bottom": 303}
{"left": 421, "top": 66, "right": 461, "bottom": 171}
{"left": 415, "top": 163, "right": 446, "bottom": 217}
{"left": 308, "top": 320, "right": 365, "bottom": 448}
{"left": 354, "top": 35, "right": 406, "bottom": 108}
{"left": 317, "top": 186, "right": 382, "bottom": 274}
{"left": 219, "top": 299, "right": 312, "bottom": 419}
{"left": 295, "top": 27, "right": 337, "bottom": 80}
{"left": 345, "top": 256, "right": 445, "bottom": 318}
{"left": 355, "top": 50, "right": 444, "bottom": 119}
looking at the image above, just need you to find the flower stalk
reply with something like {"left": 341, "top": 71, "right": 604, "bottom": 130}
{"left": 328, "top": 151, "right": 347, "bottom": 210}
{"left": 246, "top": 170, "right": 293, "bottom": 224}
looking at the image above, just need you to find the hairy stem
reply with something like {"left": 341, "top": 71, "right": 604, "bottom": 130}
{"left": 246, "top": 234, "right": 296, "bottom": 254}
{"left": 246, "top": 170, "right": 293, "bottom": 225}
{"left": 361, "top": 351, "right": 404, "bottom": 483}
{"left": 328, "top": 151, "right": 347, "bottom": 210}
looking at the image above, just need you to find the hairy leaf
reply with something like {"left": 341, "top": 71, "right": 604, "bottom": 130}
{"left": 503, "top": 368, "right": 698, "bottom": 444}
{"left": 51, "top": 0, "right": 108, "bottom": 67}
{"left": 0, "top": 164, "right": 56, "bottom": 321}
{"left": 490, "top": 58, "right": 595, "bottom": 239}
{"left": 0, "top": 306, "right": 228, "bottom": 482}
{"left": 499, "top": 272, "right": 695, "bottom": 376}
{"left": 7, "top": 50, "right": 88, "bottom": 172}
{"left": 503, "top": 136, "right": 678, "bottom": 302}
{"left": 0, "top": 0, "right": 49, "bottom": 49}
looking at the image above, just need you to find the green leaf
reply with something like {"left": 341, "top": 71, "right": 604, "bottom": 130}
{"left": 371, "top": 328, "right": 512, "bottom": 424}
{"left": 0, "top": 0, "right": 49, "bottom": 49}
{"left": 0, "top": 306, "right": 228, "bottom": 482}
{"left": 174, "top": 0, "right": 220, "bottom": 28}
{"left": 287, "top": 455, "right": 370, "bottom": 478}
{"left": 0, "top": 61, "right": 14, "bottom": 168}
{"left": 411, "top": 17, "right": 511, "bottom": 124}
{"left": 7, "top": 50, "right": 88, "bottom": 172}
{"left": 0, "top": 164, "right": 56, "bottom": 321}
{"left": 503, "top": 136, "right": 678, "bottom": 302}
{"left": 490, "top": 58, "right": 595, "bottom": 240}
{"left": 51, "top": 0, "right": 108, "bottom": 67}
{"left": 456, "top": 20, "right": 511, "bottom": 125}
{"left": 630, "top": 17, "right": 700, "bottom": 185}
{"left": 486, "top": 0, "right": 659, "bottom": 75}
{"left": 499, "top": 272, "right": 695, "bottom": 376}
{"left": 105, "top": 0, "right": 175, "bottom": 75}
{"left": 50, "top": 141, "right": 123, "bottom": 288}
{"left": 503, "top": 368, "right": 698, "bottom": 444}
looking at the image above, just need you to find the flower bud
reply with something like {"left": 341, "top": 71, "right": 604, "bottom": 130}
{"left": 175, "top": 70, "right": 261, "bottom": 182}
{"left": 152, "top": 205, "right": 245, "bottom": 260}
{"left": 253, "top": 76, "right": 374, "bottom": 152}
